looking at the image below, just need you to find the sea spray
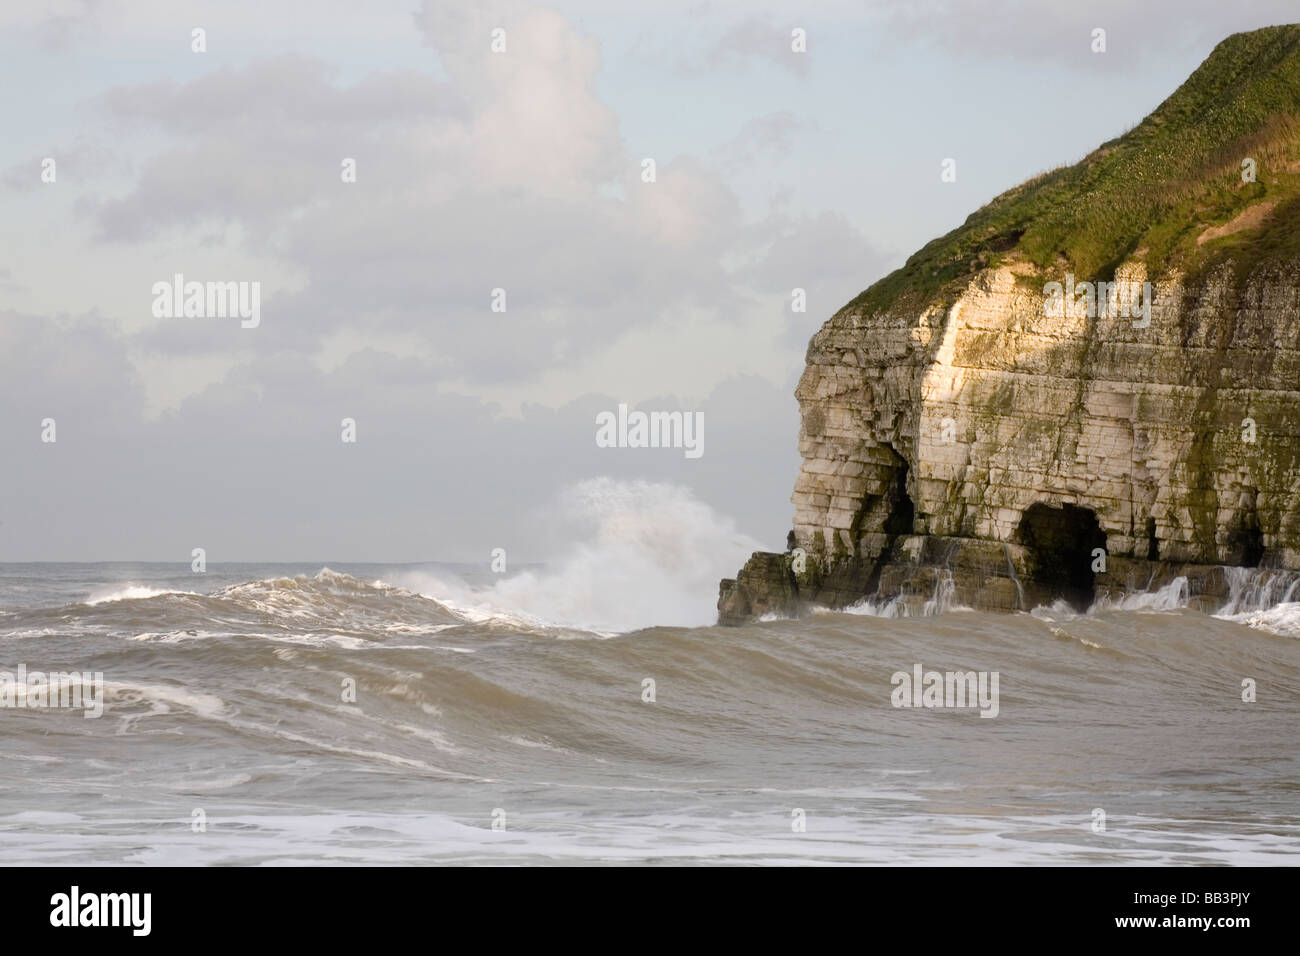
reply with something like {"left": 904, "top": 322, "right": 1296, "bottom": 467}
{"left": 1214, "top": 566, "right": 1300, "bottom": 636}
{"left": 1092, "top": 576, "right": 1191, "bottom": 612}
{"left": 392, "top": 478, "right": 761, "bottom": 633}
{"left": 843, "top": 569, "right": 961, "bottom": 618}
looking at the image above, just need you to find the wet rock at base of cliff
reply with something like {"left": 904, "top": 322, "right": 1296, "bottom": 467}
{"left": 717, "top": 552, "right": 799, "bottom": 626}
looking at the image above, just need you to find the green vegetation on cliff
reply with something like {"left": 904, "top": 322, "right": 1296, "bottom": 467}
{"left": 848, "top": 24, "right": 1300, "bottom": 316}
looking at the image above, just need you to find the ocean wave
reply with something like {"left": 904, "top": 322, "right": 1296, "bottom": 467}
{"left": 2, "top": 568, "right": 1298, "bottom": 867}
{"left": 104, "top": 681, "right": 228, "bottom": 720}
{"left": 83, "top": 585, "right": 197, "bottom": 606}
{"left": 1, "top": 569, "right": 468, "bottom": 642}
{"left": 389, "top": 477, "right": 761, "bottom": 634}
{"left": 12, "top": 547, "right": 1300, "bottom": 654}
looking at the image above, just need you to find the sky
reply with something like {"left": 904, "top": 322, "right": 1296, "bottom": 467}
{"left": 2, "top": 0, "right": 1298, "bottom": 563}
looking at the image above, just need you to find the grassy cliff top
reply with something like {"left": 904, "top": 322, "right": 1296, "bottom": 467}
{"left": 846, "top": 24, "right": 1300, "bottom": 317}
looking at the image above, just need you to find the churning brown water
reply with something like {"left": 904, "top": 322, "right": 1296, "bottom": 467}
{"left": 0, "top": 561, "right": 1296, "bottom": 864}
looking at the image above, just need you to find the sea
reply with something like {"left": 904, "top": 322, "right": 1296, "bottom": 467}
{"left": 1, "top": 490, "right": 1297, "bottom": 865}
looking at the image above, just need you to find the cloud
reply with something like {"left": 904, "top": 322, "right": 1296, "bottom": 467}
{"left": 60, "top": 9, "right": 825, "bottom": 391}
{"left": 0, "top": 0, "right": 887, "bottom": 560}
{"left": 677, "top": 18, "right": 811, "bottom": 78}
{"left": 716, "top": 111, "right": 809, "bottom": 173}
{"left": 876, "top": 0, "right": 1300, "bottom": 68}
{"left": 0, "top": 306, "right": 800, "bottom": 559}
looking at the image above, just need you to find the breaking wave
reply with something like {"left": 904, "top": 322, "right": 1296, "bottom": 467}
{"left": 84, "top": 584, "right": 196, "bottom": 606}
{"left": 1, "top": 547, "right": 1298, "bottom": 863}
{"left": 391, "top": 478, "right": 761, "bottom": 634}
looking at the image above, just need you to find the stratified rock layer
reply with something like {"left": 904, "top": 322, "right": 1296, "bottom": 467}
{"left": 796, "top": 260, "right": 1300, "bottom": 562}
{"left": 719, "top": 26, "right": 1300, "bottom": 623}
{"left": 719, "top": 261, "right": 1300, "bottom": 623}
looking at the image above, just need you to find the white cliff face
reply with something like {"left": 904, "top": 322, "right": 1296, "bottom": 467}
{"left": 723, "top": 21, "right": 1300, "bottom": 622}
{"left": 791, "top": 259, "right": 1300, "bottom": 581}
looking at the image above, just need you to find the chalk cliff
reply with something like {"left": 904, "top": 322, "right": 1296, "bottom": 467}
{"left": 719, "top": 25, "right": 1300, "bottom": 623}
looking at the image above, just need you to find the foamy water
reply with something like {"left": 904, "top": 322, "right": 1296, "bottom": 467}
{"left": 0, "top": 484, "right": 1297, "bottom": 865}
{"left": 388, "top": 478, "right": 761, "bottom": 633}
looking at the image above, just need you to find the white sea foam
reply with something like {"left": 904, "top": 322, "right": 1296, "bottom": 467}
{"left": 1047, "top": 625, "right": 1104, "bottom": 649}
{"left": 84, "top": 585, "right": 195, "bottom": 606}
{"left": 391, "top": 478, "right": 761, "bottom": 634}
{"left": 1029, "top": 599, "right": 1079, "bottom": 622}
{"left": 1215, "top": 601, "right": 1300, "bottom": 638}
{"left": 104, "top": 681, "right": 228, "bottom": 719}
{"left": 1, "top": 806, "right": 1290, "bottom": 866}
{"left": 843, "top": 570, "right": 965, "bottom": 617}
{"left": 1093, "top": 575, "right": 1190, "bottom": 612}
{"left": 1216, "top": 566, "right": 1300, "bottom": 617}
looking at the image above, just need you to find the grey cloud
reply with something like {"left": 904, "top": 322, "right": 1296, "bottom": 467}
{"left": 680, "top": 19, "right": 811, "bottom": 78}
{"left": 0, "top": 310, "right": 799, "bottom": 560}
{"left": 90, "top": 58, "right": 463, "bottom": 239}
{"left": 0, "top": 0, "right": 888, "bottom": 561}
{"left": 716, "top": 111, "right": 809, "bottom": 173}
{"left": 734, "top": 210, "right": 894, "bottom": 350}
{"left": 89, "top": 54, "right": 753, "bottom": 383}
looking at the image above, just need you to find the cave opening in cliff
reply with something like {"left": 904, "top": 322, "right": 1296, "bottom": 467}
{"left": 1227, "top": 513, "right": 1265, "bottom": 568}
{"left": 883, "top": 464, "right": 915, "bottom": 536}
{"left": 839, "top": 453, "right": 916, "bottom": 601}
{"left": 1016, "top": 503, "right": 1107, "bottom": 611}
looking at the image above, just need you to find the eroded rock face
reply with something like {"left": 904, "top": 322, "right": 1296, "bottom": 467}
{"left": 797, "top": 261, "right": 1300, "bottom": 563}
{"left": 718, "top": 25, "right": 1300, "bottom": 623}
{"left": 717, "top": 553, "right": 798, "bottom": 625}
{"left": 719, "top": 259, "right": 1300, "bottom": 622}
